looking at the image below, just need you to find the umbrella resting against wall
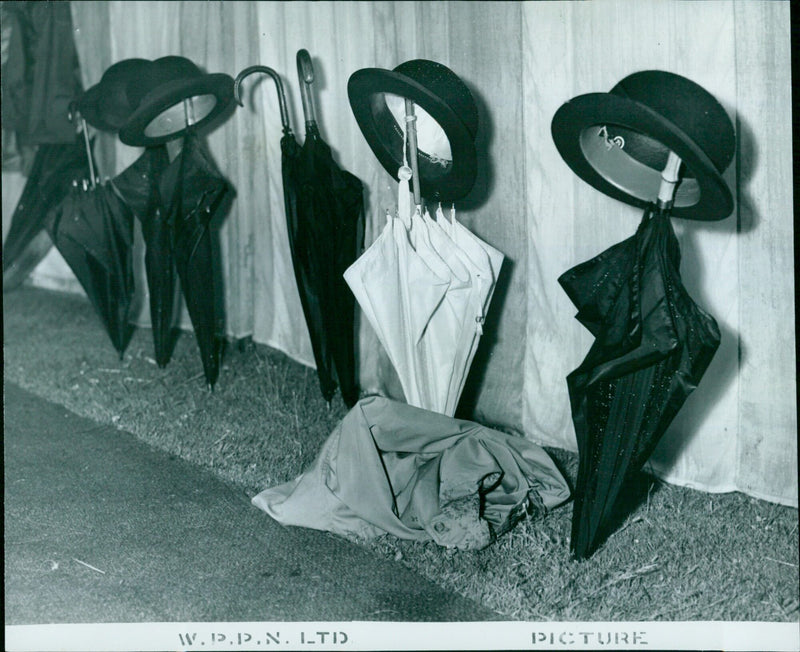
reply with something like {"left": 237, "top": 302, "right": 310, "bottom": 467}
{"left": 344, "top": 168, "right": 503, "bottom": 416}
{"left": 110, "top": 145, "right": 175, "bottom": 367}
{"left": 559, "top": 204, "right": 720, "bottom": 559}
{"left": 3, "top": 139, "right": 92, "bottom": 290}
{"left": 234, "top": 56, "right": 365, "bottom": 407}
{"left": 550, "top": 71, "right": 736, "bottom": 559}
{"left": 46, "top": 177, "right": 136, "bottom": 357}
{"left": 344, "top": 61, "right": 500, "bottom": 416}
{"left": 280, "top": 125, "right": 365, "bottom": 407}
{"left": 158, "top": 132, "right": 233, "bottom": 389}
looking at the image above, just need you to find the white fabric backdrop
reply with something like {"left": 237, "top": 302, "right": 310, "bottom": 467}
{"left": 4, "top": 1, "right": 794, "bottom": 506}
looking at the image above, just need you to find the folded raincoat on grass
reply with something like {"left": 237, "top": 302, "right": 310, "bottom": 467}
{"left": 252, "top": 396, "right": 570, "bottom": 549}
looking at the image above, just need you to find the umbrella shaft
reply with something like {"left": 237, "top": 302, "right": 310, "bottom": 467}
{"left": 81, "top": 118, "right": 96, "bottom": 189}
{"left": 404, "top": 99, "right": 422, "bottom": 206}
{"left": 657, "top": 151, "right": 682, "bottom": 209}
{"left": 183, "top": 98, "right": 196, "bottom": 127}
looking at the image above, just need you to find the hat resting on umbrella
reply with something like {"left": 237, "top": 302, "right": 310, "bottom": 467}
{"left": 348, "top": 59, "right": 478, "bottom": 202}
{"left": 119, "top": 56, "right": 234, "bottom": 147}
{"left": 551, "top": 71, "right": 735, "bottom": 558}
{"left": 551, "top": 70, "right": 735, "bottom": 221}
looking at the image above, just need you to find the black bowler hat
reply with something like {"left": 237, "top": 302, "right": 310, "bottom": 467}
{"left": 77, "top": 58, "right": 153, "bottom": 133}
{"left": 551, "top": 70, "right": 735, "bottom": 221}
{"left": 119, "top": 56, "right": 234, "bottom": 147}
{"left": 348, "top": 59, "right": 478, "bottom": 202}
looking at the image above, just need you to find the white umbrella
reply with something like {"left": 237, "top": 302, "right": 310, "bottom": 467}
{"left": 345, "top": 157, "right": 504, "bottom": 415}
{"left": 344, "top": 200, "right": 450, "bottom": 410}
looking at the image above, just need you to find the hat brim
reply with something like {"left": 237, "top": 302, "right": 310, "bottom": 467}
{"left": 551, "top": 93, "right": 733, "bottom": 221}
{"left": 119, "top": 73, "right": 234, "bottom": 147}
{"left": 348, "top": 68, "right": 476, "bottom": 202}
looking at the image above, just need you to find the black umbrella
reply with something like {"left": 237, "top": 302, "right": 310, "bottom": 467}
{"left": 558, "top": 203, "right": 721, "bottom": 559}
{"left": 158, "top": 131, "right": 232, "bottom": 389}
{"left": 2, "top": 139, "right": 91, "bottom": 290}
{"left": 111, "top": 146, "right": 175, "bottom": 366}
{"left": 46, "top": 176, "right": 137, "bottom": 357}
{"left": 234, "top": 53, "right": 364, "bottom": 407}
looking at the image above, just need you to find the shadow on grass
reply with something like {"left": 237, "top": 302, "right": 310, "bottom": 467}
{"left": 540, "top": 448, "right": 665, "bottom": 558}
{"left": 589, "top": 471, "right": 664, "bottom": 557}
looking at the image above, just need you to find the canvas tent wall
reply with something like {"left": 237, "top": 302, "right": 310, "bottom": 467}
{"left": 2, "top": 1, "right": 795, "bottom": 507}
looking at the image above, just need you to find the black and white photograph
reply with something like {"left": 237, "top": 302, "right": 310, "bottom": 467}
{"left": 3, "top": 1, "right": 797, "bottom": 651}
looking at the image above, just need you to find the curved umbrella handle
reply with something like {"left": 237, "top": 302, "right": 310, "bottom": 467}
{"left": 296, "top": 49, "right": 317, "bottom": 130}
{"left": 233, "top": 65, "right": 291, "bottom": 133}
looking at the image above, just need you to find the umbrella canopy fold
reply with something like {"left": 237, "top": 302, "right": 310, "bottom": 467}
{"left": 559, "top": 205, "right": 721, "bottom": 559}
{"left": 281, "top": 123, "right": 365, "bottom": 408}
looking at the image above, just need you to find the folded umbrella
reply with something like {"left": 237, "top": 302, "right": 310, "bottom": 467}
{"left": 344, "top": 144, "right": 503, "bottom": 416}
{"left": 344, "top": 59, "right": 501, "bottom": 416}
{"left": 559, "top": 205, "right": 721, "bottom": 559}
{"left": 281, "top": 130, "right": 365, "bottom": 406}
{"left": 111, "top": 146, "right": 174, "bottom": 366}
{"left": 293, "top": 51, "right": 364, "bottom": 407}
{"left": 46, "top": 179, "right": 137, "bottom": 357}
{"left": 345, "top": 197, "right": 450, "bottom": 412}
{"left": 3, "top": 139, "right": 91, "bottom": 290}
{"left": 159, "top": 132, "right": 232, "bottom": 389}
{"left": 234, "top": 54, "right": 365, "bottom": 407}
{"left": 552, "top": 70, "right": 736, "bottom": 559}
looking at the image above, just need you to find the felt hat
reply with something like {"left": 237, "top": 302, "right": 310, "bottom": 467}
{"left": 551, "top": 70, "right": 735, "bottom": 220}
{"left": 348, "top": 59, "right": 478, "bottom": 202}
{"left": 77, "top": 58, "right": 153, "bottom": 133}
{"left": 119, "top": 56, "right": 234, "bottom": 147}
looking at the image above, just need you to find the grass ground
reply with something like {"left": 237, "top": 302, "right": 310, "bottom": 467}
{"left": 4, "top": 286, "right": 799, "bottom": 622}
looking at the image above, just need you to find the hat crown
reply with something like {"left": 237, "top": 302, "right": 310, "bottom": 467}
{"left": 78, "top": 58, "right": 153, "bottom": 132}
{"left": 98, "top": 58, "right": 154, "bottom": 89}
{"left": 393, "top": 59, "right": 479, "bottom": 138}
{"left": 611, "top": 70, "right": 735, "bottom": 174}
{"left": 126, "top": 56, "right": 207, "bottom": 110}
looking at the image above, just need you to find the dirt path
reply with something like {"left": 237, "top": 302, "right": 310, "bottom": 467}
{"left": 4, "top": 382, "right": 497, "bottom": 624}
